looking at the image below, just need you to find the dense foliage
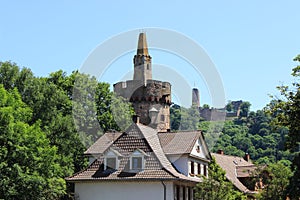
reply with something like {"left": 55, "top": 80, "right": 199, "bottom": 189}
{"left": 267, "top": 55, "right": 300, "bottom": 198}
{"left": 0, "top": 85, "right": 65, "bottom": 199}
{"left": 0, "top": 61, "right": 133, "bottom": 199}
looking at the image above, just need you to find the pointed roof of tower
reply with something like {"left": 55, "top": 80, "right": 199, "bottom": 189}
{"left": 137, "top": 32, "right": 149, "bottom": 55}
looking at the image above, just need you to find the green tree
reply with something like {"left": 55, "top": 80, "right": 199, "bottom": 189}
{"left": 226, "top": 101, "right": 233, "bottom": 112}
{"left": 258, "top": 162, "right": 293, "bottom": 200}
{"left": 170, "top": 104, "right": 181, "bottom": 130}
{"left": 195, "top": 157, "right": 247, "bottom": 200}
{"left": 0, "top": 85, "right": 65, "bottom": 199}
{"left": 239, "top": 101, "right": 251, "bottom": 117}
{"left": 268, "top": 55, "right": 300, "bottom": 199}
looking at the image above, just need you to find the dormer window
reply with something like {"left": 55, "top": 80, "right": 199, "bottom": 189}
{"left": 105, "top": 157, "right": 117, "bottom": 170}
{"left": 132, "top": 157, "right": 143, "bottom": 170}
{"left": 104, "top": 148, "right": 122, "bottom": 170}
{"left": 130, "top": 149, "right": 148, "bottom": 171}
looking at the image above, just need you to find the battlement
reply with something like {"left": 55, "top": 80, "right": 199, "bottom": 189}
{"left": 113, "top": 79, "right": 171, "bottom": 105}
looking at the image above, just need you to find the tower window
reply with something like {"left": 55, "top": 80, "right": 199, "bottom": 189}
{"left": 160, "top": 115, "right": 165, "bottom": 122}
{"left": 147, "top": 64, "right": 150, "bottom": 70}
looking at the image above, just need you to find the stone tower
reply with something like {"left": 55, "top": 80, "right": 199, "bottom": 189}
{"left": 192, "top": 88, "right": 200, "bottom": 107}
{"left": 113, "top": 33, "right": 172, "bottom": 132}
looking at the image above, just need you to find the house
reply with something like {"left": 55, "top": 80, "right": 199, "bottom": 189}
{"left": 66, "top": 122, "right": 211, "bottom": 200}
{"left": 66, "top": 33, "right": 211, "bottom": 200}
{"left": 212, "top": 150, "right": 261, "bottom": 198}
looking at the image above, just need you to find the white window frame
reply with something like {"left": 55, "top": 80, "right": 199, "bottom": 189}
{"left": 129, "top": 149, "right": 147, "bottom": 171}
{"left": 104, "top": 148, "right": 122, "bottom": 170}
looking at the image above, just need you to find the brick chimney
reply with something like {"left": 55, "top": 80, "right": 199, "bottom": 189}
{"left": 217, "top": 149, "right": 224, "bottom": 155}
{"left": 244, "top": 153, "right": 250, "bottom": 162}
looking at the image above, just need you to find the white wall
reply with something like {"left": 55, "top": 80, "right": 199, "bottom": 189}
{"left": 75, "top": 181, "right": 174, "bottom": 200}
{"left": 190, "top": 139, "right": 206, "bottom": 159}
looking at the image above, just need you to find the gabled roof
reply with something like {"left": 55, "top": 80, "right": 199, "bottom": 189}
{"left": 158, "top": 131, "right": 211, "bottom": 160}
{"left": 211, "top": 153, "right": 256, "bottom": 194}
{"left": 84, "top": 132, "right": 123, "bottom": 155}
{"left": 66, "top": 123, "right": 199, "bottom": 183}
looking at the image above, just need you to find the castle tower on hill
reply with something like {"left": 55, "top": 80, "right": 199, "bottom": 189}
{"left": 113, "top": 33, "right": 172, "bottom": 132}
{"left": 192, "top": 88, "right": 200, "bottom": 107}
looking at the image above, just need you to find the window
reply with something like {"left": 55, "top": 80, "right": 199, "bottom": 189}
{"left": 130, "top": 149, "right": 147, "bottom": 171}
{"left": 197, "top": 163, "right": 201, "bottom": 175}
{"left": 190, "top": 161, "right": 194, "bottom": 175}
{"left": 204, "top": 165, "right": 207, "bottom": 176}
{"left": 196, "top": 145, "right": 200, "bottom": 153}
{"left": 132, "top": 157, "right": 143, "bottom": 170}
{"left": 176, "top": 185, "right": 180, "bottom": 200}
{"left": 104, "top": 148, "right": 122, "bottom": 170}
{"left": 105, "top": 157, "right": 117, "bottom": 170}
{"left": 160, "top": 115, "right": 165, "bottom": 122}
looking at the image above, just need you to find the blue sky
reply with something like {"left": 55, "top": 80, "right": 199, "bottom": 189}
{"left": 1, "top": 1, "right": 299, "bottom": 111}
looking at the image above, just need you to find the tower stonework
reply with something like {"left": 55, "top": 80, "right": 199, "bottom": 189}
{"left": 192, "top": 88, "right": 200, "bottom": 107}
{"left": 113, "top": 33, "right": 172, "bottom": 132}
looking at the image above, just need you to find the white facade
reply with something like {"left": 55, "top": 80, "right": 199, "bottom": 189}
{"left": 75, "top": 181, "right": 174, "bottom": 200}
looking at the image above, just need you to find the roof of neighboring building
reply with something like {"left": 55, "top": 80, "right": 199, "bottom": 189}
{"left": 158, "top": 131, "right": 211, "bottom": 160}
{"left": 211, "top": 153, "right": 256, "bottom": 194}
{"left": 66, "top": 123, "right": 200, "bottom": 183}
{"left": 236, "top": 165, "right": 257, "bottom": 178}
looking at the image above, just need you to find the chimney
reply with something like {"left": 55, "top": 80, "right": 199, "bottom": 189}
{"left": 244, "top": 153, "right": 250, "bottom": 162}
{"left": 217, "top": 149, "right": 224, "bottom": 155}
{"left": 132, "top": 115, "right": 140, "bottom": 124}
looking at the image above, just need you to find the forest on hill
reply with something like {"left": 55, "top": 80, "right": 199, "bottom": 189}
{"left": 0, "top": 56, "right": 299, "bottom": 199}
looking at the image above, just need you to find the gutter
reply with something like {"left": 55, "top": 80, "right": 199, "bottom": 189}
{"left": 161, "top": 180, "right": 166, "bottom": 200}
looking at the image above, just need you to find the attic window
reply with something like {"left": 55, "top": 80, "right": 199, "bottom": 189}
{"left": 130, "top": 149, "right": 147, "bottom": 171}
{"left": 105, "top": 157, "right": 117, "bottom": 170}
{"left": 132, "top": 157, "right": 143, "bottom": 170}
{"left": 104, "top": 148, "right": 122, "bottom": 170}
{"left": 196, "top": 145, "right": 200, "bottom": 153}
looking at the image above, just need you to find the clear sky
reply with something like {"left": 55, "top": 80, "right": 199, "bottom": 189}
{"left": 1, "top": 1, "right": 299, "bottom": 111}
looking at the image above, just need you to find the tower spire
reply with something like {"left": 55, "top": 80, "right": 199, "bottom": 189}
{"left": 133, "top": 32, "right": 152, "bottom": 84}
{"left": 137, "top": 32, "right": 149, "bottom": 55}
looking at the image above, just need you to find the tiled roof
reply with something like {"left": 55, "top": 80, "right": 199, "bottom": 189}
{"left": 67, "top": 123, "right": 198, "bottom": 182}
{"left": 158, "top": 131, "right": 211, "bottom": 161}
{"left": 158, "top": 131, "right": 201, "bottom": 155}
{"left": 236, "top": 165, "right": 257, "bottom": 178}
{"left": 84, "top": 132, "right": 123, "bottom": 155}
{"left": 211, "top": 153, "right": 256, "bottom": 193}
